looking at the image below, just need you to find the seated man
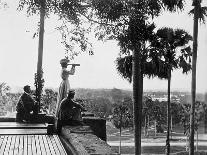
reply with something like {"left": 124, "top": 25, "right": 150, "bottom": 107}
{"left": 57, "top": 90, "right": 84, "bottom": 127}
{"left": 16, "top": 85, "right": 36, "bottom": 122}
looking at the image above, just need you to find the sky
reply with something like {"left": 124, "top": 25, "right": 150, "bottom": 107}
{"left": 0, "top": 1, "right": 207, "bottom": 93}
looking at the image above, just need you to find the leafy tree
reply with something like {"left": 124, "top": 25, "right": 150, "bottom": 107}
{"left": 112, "top": 103, "right": 132, "bottom": 154}
{"left": 80, "top": 97, "right": 112, "bottom": 118}
{"left": 142, "top": 97, "right": 168, "bottom": 137}
{"left": 6, "top": 93, "right": 21, "bottom": 113}
{"left": 110, "top": 88, "right": 123, "bottom": 104}
{"left": 188, "top": 1, "right": 207, "bottom": 154}
{"left": 171, "top": 102, "right": 184, "bottom": 125}
{"left": 142, "top": 97, "right": 154, "bottom": 137}
{"left": 42, "top": 89, "right": 57, "bottom": 114}
{"left": 0, "top": 83, "right": 10, "bottom": 116}
{"left": 181, "top": 101, "right": 205, "bottom": 152}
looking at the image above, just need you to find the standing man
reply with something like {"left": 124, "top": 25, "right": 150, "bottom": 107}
{"left": 16, "top": 85, "right": 36, "bottom": 122}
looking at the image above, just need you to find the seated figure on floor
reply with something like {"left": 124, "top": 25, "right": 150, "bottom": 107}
{"left": 57, "top": 90, "right": 84, "bottom": 127}
{"left": 16, "top": 85, "right": 36, "bottom": 122}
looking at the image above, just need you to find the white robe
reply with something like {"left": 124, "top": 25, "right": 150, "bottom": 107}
{"left": 55, "top": 66, "right": 75, "bottom": 116}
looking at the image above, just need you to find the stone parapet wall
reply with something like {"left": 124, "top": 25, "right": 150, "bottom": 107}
{"left": 83, "top": 117, "right": 106, "bottom": 141}
{"left": 60, "top": 126, "right": 118, "bottom": 155}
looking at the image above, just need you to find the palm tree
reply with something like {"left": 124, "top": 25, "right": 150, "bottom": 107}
{"left": 116, "top": 27, "right": 192, "bottom": 154}
{"left": 156, "top": 28, "right": 192, "bottom": 154}
{"left": 119, "top": 2, "right": 186, "bottom": 154}
{"left": 189, "top": 0, "right": 207, "bottom": 154}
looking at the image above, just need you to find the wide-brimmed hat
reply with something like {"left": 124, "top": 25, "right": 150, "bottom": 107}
{"left": 60, "top": 58, "right": 69, "bottom": 65}
{"left": 24, "top": 85, "right": 30, "bottom": 90}
{"left": 68, "top": 90, "right": 75, "bottom": 94}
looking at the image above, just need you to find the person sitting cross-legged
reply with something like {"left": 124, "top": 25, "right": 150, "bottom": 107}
{"left": 16, "top": 85, "right": 36, "bottom": 122}
{"left": 57, "top": 90, "right": 84, "bottom": 130}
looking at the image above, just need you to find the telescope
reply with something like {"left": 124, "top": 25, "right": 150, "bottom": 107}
{"left": 67, "top": 63, "right": 80, "bottom": 66}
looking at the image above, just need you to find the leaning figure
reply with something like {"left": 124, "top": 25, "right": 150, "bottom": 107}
{"left": 56, "top": 90, "right": 84, "bottom": 132}
{"left": 56, "top": 58, "right": 76, "bottom": 116}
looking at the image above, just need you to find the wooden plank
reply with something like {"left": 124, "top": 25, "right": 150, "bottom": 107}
{"left": 0, "top": 136, "right": 4, "bottom": 148}
{"left": 0, "top": 129, "right": 47, "bottom": 135}
{"left": 53, "top": 135, "right": 67, "bottom": 155}
{"left": 45, "top": 135, "right": 56, "bottom": 155}
{"left": 34, "top": 135, "right": 41, "bottom": 155}
{"left": 4, "top": 135, "right": 12, "bottom": 155}
{"left": 8, "top": 135, "right": 16, "bottom": 155}
{"left": 23, "top": 135, "right": 28, "bottom": 155}
{"left": 0, "top": 122, "right": 47, "bottom": 129}
{"left": 48, "top": 135, "right": 61, "bottom": 155}
{"left": 0, "top": 136, "right": 8, "bottom": 154}
{"left": 18, "top": 135, "right": 24, "bottom": 155}
{"left": 38, "top": 135, "right": 46, "bottom": 155}
{"left": 13, "top": 135, "right": 20, "bottom": 155}
{"left": 42, "top": 135, "right": 51, "bottom": 155}
{"left": 27, "top": 135, "right": 32, "bottom": 155}
{"left": 31, "top": 135, "right": 37, "bottom": 155}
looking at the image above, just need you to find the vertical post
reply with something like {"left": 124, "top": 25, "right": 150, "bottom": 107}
{"left": 147, "top": 115, "right": 150, "bottom": 136}
{"left": 166, "top": 69, "right": 171, "bottom": 155}
{"left": 132, "top": 47, "right": 143, "bottom": 155}
{"left": 154, "top": 120, "right": 156, "bottom": 137}
{"left": 119, "top": 106, "right": 122, "bottom": 154}
{"left": 36, "top": 0, "right": 45, "bottom": 113}
{"left": 196, "top": 130, "right": 198, "bottom": 151}
{"left": 171, "top": 115, "right": 173, "bottom": 139}
{"left": 190, "top": 1, "right": 199, "bottom": 154}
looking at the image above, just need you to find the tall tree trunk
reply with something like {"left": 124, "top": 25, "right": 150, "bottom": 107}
{"left": 171, "top": 116, "right": 173, "bottom": 139}
{"left": 36, "top": 0, "right": 45, "bottom": 113}
{"left": 196, "top": 129, "right": 198, "bottom": 152}
{"left": 147, "top": 115, "right": 150, "bottom": 136}
{"left": 154, "top": 120, "right": 157, "bottom": 137}
{"left": 119, "top": 108, "right": 122, "bottom": 154}
{"left": 189, "top": 1, "right": 199, "bottom": 154}
{"left": 144, "top": 115, "right": 147, "bottom": 137}
{"left": 132, "top": 47, "right": 143, "bottom": 155}
{"left": 166, "top": 69, "right": 171, "bottom": 155}
{"left": 119, "top": 126, "right": 122, "bottom": 154}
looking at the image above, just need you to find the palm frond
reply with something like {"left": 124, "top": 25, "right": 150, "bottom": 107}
{"left": 161, "top": 0, "right": 186, "bottom": 12}
{"left": 91, "top": 0, "right": 125, "bottom": 22}
{"left": 116, "top": 56, "right": 132, "bottom": 83}
{"left": 188, "top": 6, "right": 207, "bottom": 24}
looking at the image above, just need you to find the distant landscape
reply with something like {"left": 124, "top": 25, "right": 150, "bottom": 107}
{"left": 1, "top": 84, "right": 207, "bottom": 154}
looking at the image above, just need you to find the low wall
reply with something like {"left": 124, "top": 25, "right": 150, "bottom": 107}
{"left": 60, "top": 126, "right": 118, "bottom": 155}
{"left": 83, "top": 117, "right": 106, "bottom": 141}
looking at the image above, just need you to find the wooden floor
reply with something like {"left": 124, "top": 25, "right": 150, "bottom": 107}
{"left": 0, "top": 122, "right": 47, "bottom": 135}
{"left": 0, "top": 122, "right": 67, "bottom": 155}
{"left": 0, "top": 135, "right": 67, "bottom": 155}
